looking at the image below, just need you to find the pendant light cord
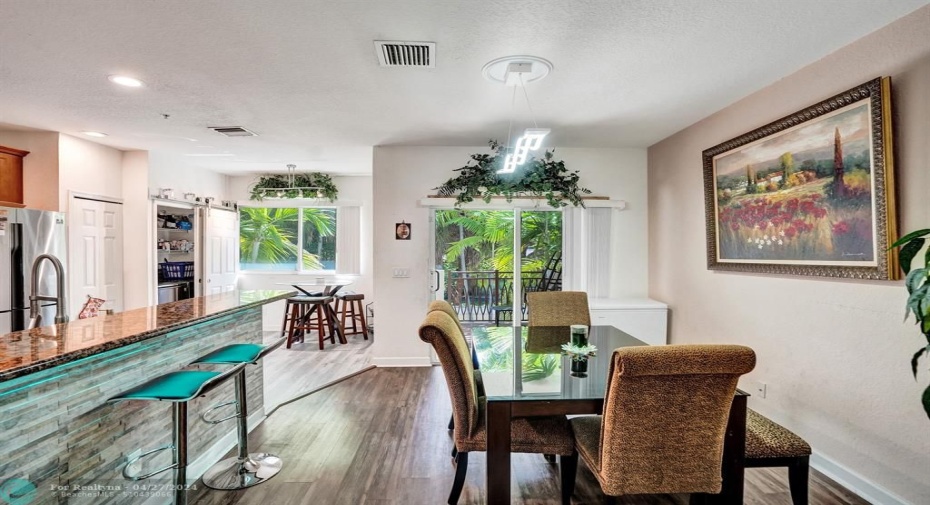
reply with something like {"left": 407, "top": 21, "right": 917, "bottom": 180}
{"left": 519, "top": 74, "right": 539, "bottom": 128}
{"left": 506, "top": 84, "right": 517, "bottom": 153}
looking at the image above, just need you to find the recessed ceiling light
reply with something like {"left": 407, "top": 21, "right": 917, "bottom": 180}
{"left": 108, "top": 75, "right": 144, "bottom": 87}
{"left": 82, "top": 131, "right": 108, "bottom": 137}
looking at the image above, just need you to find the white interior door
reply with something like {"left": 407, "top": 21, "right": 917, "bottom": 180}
{"left": 202, "top": 207, "right": 239, "bottom": 294}
{"left": 69, "top": 196, "right": 124, "bottom": 316}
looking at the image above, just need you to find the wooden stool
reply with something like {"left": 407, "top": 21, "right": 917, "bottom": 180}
{"left": 745, "top": 409, "right": 812, "bottom": 505}
{"left": 336, "top": 293, "right": 369, "bottom": 339}
{"left": 283, "top": 296, "right": 336, "bottom": 350}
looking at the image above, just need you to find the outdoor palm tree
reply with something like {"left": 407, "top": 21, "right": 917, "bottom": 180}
{"left": 239, "top": 207, "right": 336, "bottom": 270}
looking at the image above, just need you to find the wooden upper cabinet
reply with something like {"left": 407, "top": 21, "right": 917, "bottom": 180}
{"left": 0, "top": 144, "right": 29, "bottom": 207}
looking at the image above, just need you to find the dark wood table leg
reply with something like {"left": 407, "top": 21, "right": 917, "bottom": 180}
{"left": 326, "top": 302, "right": 348, "bottom": 344}
{"left": 486, "top": 400, "right": 512, "bottom": 505}
{"left": 715, "top": 394, "right": 747, "bottom": 505}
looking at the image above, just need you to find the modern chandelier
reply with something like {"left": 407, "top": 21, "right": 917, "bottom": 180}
{"left": 482, "top": 55, "right": 553, "bottom": 174}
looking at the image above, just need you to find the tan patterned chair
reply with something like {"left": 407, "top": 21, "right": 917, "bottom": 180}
{"left": 418, "top": 311, "right": 576, "bottom": 504}
{"left": 563, "top": 345, "right": 756, "bottom": 502}
{"left": 526, "top": 291, "right": 591, "bottom": 327}
{"left": 745, "top": 409, "right": 811, "bottom": 505}
{"left": 427, "top": 300, "right": 475, "bottom": 431}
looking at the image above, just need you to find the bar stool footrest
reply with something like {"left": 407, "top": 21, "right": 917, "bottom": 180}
{"left": 123, "top": 444, "right": 178, "bottom": 480}
{"left": 202, "top": 453, "right": 283, "bottom": 490}
{"left": 201, "top": 400, "right": 239, "bottom": 424}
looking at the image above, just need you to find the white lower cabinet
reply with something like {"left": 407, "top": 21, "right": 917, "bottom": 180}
{"left": 589, "top": 298, "right": 668, "bottom": 346}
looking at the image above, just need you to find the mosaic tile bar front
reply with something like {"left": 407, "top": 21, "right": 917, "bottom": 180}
{"left": 0, "top": 306, "right": 266, "bottom": 505}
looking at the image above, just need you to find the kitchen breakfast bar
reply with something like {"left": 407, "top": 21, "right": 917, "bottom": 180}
{"left": 0, "top": 290, "right": 293, "bottom": 504}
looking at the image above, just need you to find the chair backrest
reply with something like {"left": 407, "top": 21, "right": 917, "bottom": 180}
{"left": 418, "top": 311, "right": 480, "bottom": 438}
{"left": 427, "top": 299, "right": 465, "bottom": 335}
{"left": 526, "top": 291, "right": 591, "bottom": 326}
{"left": 597, "top": 344, "right": 756, "bottom": 496}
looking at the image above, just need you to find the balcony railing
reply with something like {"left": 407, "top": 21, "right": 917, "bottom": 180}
{"left": 441, "top": 270, "right": 552, "bottom": 322}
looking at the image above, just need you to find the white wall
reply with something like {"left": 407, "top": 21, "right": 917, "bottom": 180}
{"left": 148, "top": 152, "right": 229, "bottom": 201}
{"left": 58, "top": 133, "right": 123, "bottom": 210}
{"left": 0, "top": 129, "right": 59, "bottom": 211}
{"left": 228, "top": 174, "right": 374, "bottom": 331}
{"left": 648, "top": 6, "right": 930, "bottom": 504}
{"left": 371, "top": 146, "right": 648, "bottom": 366}
{"left": 122, "top": 151, "right": 152, "bottom": 310}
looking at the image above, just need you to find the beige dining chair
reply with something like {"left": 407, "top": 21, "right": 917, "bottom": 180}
{"left": 418, "top": 310, "right": 576, "bottom": 504}
{"left": 563, "top": 344, "right": 756, "bottom": 503}
{"left": 526, "top": 290, "right": 591, "bottom": 327}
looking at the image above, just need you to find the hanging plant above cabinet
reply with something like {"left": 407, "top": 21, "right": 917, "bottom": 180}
{"left": 249, "top": 172, "right": 339, "bottom": 201}
{"left": 435, "top": 140, "right": 591, "bottom": 208}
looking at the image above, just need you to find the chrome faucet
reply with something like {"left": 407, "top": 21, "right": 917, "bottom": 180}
{"left": 28, "top": 254, "right": 69, "bottom": 329}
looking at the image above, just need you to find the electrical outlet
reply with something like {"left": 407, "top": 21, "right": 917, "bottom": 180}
{"left": 747, "top": 380, "right": 767, "bottom": 399}
{"left": 392, "top": 268, "right": 410, "bottom": 278}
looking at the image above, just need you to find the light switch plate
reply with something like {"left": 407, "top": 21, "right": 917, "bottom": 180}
{"left": 392, "top": 268, "right": 410, "bottom": 278}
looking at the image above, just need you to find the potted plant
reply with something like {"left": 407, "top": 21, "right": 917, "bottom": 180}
{"left": 561, "top": 342, "right": 598, "bottom": 377}
{"left": 890, "top": 228, "right": 930, "bottom": 418}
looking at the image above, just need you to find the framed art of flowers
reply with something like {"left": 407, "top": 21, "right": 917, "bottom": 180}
{"left": 702, "top": 77, "right": 898, "bottom": 280}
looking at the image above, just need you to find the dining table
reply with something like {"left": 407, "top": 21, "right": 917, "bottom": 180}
{"left": 275, "top": 279, "right": 354, "bottom": 343}
{"left": 470, "top": 324, "right": 748, "bottom": 505}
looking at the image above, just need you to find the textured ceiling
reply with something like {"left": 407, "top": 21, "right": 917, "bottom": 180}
{"left": 0, "top": 0, "right": 927, "bottom": 175}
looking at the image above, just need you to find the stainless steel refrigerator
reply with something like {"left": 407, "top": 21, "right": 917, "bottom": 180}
{"left": 0, "top": 207, "right": 68, "bottom": 334}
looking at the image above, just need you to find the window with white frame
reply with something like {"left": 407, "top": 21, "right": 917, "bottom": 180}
{"left": 239, "top": 206, "right": 337, "bottom": 272}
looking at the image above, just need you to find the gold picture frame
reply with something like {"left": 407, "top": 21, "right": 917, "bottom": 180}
{"left": 702, "top": 77, "right": 898, "bottom": 280}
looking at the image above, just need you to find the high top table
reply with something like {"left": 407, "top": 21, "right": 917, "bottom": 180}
{"left": 470, "top": 325, "right": 748, "bottom": 504}
{"left": 275, "top": 280, "right": 354, "bottom": 343}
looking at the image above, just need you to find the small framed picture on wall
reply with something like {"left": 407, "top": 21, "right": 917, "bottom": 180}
{"left": 395, "top": 222, "right": 411, "bottom": 240}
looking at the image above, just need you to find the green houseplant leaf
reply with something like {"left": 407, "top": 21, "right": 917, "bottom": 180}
{"left": 892, "top": 228, "right": 930, "bottom": 420}
{"left": 434, "top": 140, "right": 591, "bottom": 208}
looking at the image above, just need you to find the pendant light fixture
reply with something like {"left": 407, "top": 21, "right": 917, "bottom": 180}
{"left": 482, "top": 56, "right": 553, "bottom": 174}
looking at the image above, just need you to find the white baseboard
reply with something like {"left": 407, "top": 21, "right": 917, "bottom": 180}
{"left": 371, "top": 356, "right": 432, "bottom": 367}
{"left": 810, "top": 453, "right": 909, "bottom": 505}
{"left": 188, "top": 409, "right": 267, "bottom": 483}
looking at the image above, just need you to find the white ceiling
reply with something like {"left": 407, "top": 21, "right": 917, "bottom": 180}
{"left": 0, "top": 0, "right": 927, "bottom": 175}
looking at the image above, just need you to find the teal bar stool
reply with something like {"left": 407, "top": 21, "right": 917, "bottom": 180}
{"left": 192, "top": 337, "right": 287, "bottom": 490}
{"left": 108, "top": 363, "right": 246, "bottom": 505}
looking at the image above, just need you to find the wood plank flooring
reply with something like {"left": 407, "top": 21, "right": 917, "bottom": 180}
{"left": 195, "top": 367, "right": 867, "bottom": 505}
{"left": 262, "top": 330, "right": 373, "bottom": 410}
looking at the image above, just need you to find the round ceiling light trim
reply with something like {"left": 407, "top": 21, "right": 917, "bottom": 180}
{"left": 107, "top": 74, "right": 145, "bottom": 87}
{"left": 482, "top": 55, "right": 553, "bottom": 86}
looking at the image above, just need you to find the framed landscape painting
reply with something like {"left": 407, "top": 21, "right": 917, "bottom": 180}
{"left": 702, "top": 77, "right": 898, "bottom": 279}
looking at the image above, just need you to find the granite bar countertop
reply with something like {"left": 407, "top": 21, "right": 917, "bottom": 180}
{"left": 0, "top": 289, "right": 295, "bottom": 383}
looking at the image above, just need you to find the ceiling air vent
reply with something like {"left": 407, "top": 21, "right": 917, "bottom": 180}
{"left": 208, "top": 126, "right": 258, "bottom": 137}
{"left": 374, "top": 40, "right": 436, "bottom": 68}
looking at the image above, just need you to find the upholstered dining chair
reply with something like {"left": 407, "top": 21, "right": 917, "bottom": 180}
{"left": 526, "top": 290, "right": 591, "bottom": 327}
{"left": 418, "top": 311, "right": 576, "bottom": 504}
{"left": 427, "top": 300, "right": 478, "bottom": 431}
{"left": 563, "top": 344, "right": 756, "bottom": 503}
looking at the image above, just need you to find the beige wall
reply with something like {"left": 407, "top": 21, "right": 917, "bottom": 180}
{"left": 58, "top": 133, "right": 124, "bottom": 210}
{"left": 371, "top": 145, "right": 648, "bottom": 366}
{"left": 647, "top": 6, "right": 930, "bottom": 504}
{"left": 122, "top": 151, "right": 153, "bottom": 310}
{"left": 0, "top": 130, "right": 59, "bottom": 210}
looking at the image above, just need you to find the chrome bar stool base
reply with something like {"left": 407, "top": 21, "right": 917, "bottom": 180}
{"left": 202, "top": 453, "right": 283, "bottom": 490}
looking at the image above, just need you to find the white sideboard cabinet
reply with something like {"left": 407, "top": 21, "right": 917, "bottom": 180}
{"left": 589, "top": 298, "right": 668, "bottom": 346}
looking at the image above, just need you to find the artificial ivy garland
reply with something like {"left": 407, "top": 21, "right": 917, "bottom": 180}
{"left": 249, "top": 173, "right": 339, "bottom": 202}
{"left": 435, "top": 140, "right": 590, "bottom": 208}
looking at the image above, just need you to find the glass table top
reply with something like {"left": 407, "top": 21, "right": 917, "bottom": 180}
{"left": 471, "top": 325, "right": 648, "bottom": 401}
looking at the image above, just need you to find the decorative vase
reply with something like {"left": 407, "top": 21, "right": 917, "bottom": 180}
{"left": 570, "top": 324, "right": 588, "bottom": 347}
{"left": 570, "top": 358, "right": 588, "bottom": 378}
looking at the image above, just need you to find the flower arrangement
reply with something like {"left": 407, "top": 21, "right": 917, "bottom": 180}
{"left": 561, "top": 343, "right": 597, "bottom": 361}
{"left": 435, "top": 140, "right": 591, "bottom": 208}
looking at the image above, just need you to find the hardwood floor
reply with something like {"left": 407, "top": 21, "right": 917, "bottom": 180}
{"left": 195, "top": 367, "right": 866, "bottom": 505}
{"left": 262, "top": 329, "right": 374, "bottom": 410}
